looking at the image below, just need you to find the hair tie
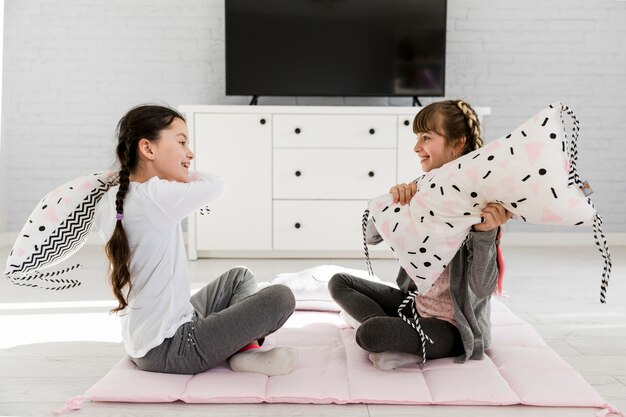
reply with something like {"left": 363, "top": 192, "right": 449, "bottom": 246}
{"left": 116, "top": 213, "right": 124, "bottom": 221}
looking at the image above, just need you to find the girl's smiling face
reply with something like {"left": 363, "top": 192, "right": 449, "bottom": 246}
{"left": 151, "top": 118, "right": 194, "bottom": 182}
{"left": 413, "top": 112, "right": 467, "bottom": 172}
{"left": 414, "top": 129, "right": 456, "bottom": 172}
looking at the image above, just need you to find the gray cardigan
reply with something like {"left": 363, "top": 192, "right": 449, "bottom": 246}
{"left": 366, "top": 220, "right": 499, "bottom": 363}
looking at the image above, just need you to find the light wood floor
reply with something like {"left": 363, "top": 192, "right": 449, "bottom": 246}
{"left": 1, "top": 243, "right": 625, "bottom": 417}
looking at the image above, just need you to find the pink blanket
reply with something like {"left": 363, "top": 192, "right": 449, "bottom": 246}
{"left": 81, "top": 299, "right": 618, "bottom": 413}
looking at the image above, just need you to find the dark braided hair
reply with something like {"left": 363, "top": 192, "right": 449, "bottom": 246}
{"left": 412, "top": 99, "right": 483, "bottom": 156}
{"left": 106, "top": 105, "right": 185, "bottom": 313}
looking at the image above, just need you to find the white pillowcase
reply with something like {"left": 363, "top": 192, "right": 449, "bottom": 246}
{"left": 366, "top": 102, "right": 611, "bottom": 302}
{"left": 265, "top": 265, "right": 390, "bottom": 312}
{"left": 4, "top": 171, "right": 118, "bottom": 289}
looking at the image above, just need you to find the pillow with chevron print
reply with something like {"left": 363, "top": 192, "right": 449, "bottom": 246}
{"left": 4, "top": 171, "right": 119, "bottom": 290}
{"left": 365, "top": 102, "right": 611, "bottom": 303}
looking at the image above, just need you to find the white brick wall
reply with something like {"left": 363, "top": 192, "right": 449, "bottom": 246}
{"left": 0, "top": 0, "right": 5, "bottom": 235}
{"left": 3, "top": 0, "right": 626, "bottom": 233}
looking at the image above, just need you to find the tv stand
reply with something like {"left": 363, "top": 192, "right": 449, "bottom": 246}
{"left": 412, "top": 96, "right": 422, "bottom": 107}
{"left": 249, "top": 95, "right": 259, "bottom": 105}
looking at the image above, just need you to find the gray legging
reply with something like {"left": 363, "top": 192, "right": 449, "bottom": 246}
{"left": 328, "top": 273, "right": 463, "bottom": 360}
{"left": 132, "top": 266, "right": 295, "bottom": 374}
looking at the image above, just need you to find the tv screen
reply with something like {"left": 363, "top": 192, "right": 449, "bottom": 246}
{"left": 225, "top": 0, "right": 447, "bottom": 98}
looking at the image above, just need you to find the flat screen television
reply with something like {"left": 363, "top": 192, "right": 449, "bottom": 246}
{"left": 225, "top": 0, "right": 447, "bottom": 98}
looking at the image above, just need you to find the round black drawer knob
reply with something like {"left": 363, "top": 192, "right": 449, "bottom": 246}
{"left": 260, "top": 118, "right": 266, "bottom": 125}
{"left": 294, "top": 222, "right": 301, "bottom": 229}
{"left": 404, "top": 120, "right": 410, "bottom": 126}
{"left": 369, "top": 128, "right": 375, "bottom": 135}
{"left": 368, "top": 171, "right": 375, "bottom": 177}
{"left": 295, "top": 128, "right": 301, "bottom": 134}
{"left": 295, "top": 170, "right": 301, "bottom": 177}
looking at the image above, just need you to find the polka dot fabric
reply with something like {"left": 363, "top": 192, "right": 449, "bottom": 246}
{"left": 365, "top": 102, "right": 611, "bottom": 302}
{"left": 4, "top": 171, "right": 119, "bottom": 290}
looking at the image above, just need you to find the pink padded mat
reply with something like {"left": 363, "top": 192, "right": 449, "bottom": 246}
{"left": 80, "top": 299, "right": 619, "bottom": 413}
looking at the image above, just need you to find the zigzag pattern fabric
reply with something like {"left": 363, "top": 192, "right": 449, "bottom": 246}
{"left": 5, "top": 171, "right": 214, "bottom": 292}
{"left": 4, "top": 171, "right": 119, "bottom": 290}
{"left": 6, "top": 264, "right": 82, "bottom": 290}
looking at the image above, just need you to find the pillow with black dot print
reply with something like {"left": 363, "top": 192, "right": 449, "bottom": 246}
{"left": 4, "top": 171, "right": 119, "bottom": 290}
{"left": 366, "top": 102, "right": 608, "bottom": 298}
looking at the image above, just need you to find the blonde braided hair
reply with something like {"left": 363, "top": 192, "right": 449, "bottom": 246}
{"left": 456, "top": 100, "right": 483, "bottom": 151}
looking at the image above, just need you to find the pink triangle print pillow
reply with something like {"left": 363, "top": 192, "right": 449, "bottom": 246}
{"left": 366, "top": 102, "right": 611, "bottom": 302}
{"left": 4, "top": 171, "right": 119, "bottom": 289}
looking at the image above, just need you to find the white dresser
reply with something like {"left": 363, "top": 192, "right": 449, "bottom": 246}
{"left": 179, "top": 105, "right": 490, "bottom": 259}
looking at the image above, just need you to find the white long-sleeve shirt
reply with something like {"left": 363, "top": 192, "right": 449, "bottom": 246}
{"left": 95, "top": 172, "right": 226, "bottom": 358}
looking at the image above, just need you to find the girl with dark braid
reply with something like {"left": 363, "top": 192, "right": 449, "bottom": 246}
{"left": 96, "top": 105, "right": 297, "bottom": 376}
{"left": 329, "top": 100, "right": 512, "bottom": 370}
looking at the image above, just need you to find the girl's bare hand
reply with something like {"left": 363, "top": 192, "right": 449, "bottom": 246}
{"left": 389, "top": 182, "right": 418, "bottom": 205}
{"left": 473, "top": 202, "right": 512, "bottom": 232}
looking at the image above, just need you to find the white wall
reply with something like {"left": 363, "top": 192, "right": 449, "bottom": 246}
{"left": 0, "top": 0, "right": 6, "bottom": 238}
{"left": 2, "top": 0, "right": 626, "bottom": 233}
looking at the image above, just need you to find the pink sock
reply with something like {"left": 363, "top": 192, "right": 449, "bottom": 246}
{"left": 238, "top": 342, "right": 261, "bottom": 353}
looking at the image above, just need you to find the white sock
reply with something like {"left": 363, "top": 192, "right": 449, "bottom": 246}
{"left": 368, "top": 351, "right": 423, "bottom": 371}
{"left": 229, "top": 347, "right": 298, "bottom": 376}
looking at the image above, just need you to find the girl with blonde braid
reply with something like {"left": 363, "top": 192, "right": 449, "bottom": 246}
{"left": 329, "top": 100, "right": 512, "bottom": 370}
{"left": 96, "top": 105, "right": 297, "bottom": 376}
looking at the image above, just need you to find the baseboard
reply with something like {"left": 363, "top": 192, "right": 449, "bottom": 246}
{"left": 2, "top": 231, "right": 625, "bottom": 250}
{"left": 195, "top": 249, "right": 396, "bottom": 259}
{"left": 0, "top": 231, "right": 181, "bottom": 248}
{"left": 501, "top": 232, "right": 626, "bottom": 246}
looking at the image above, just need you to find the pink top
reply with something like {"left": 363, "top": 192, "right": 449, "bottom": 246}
{"left": 416, "top": 268, "right": 456, "bottom": 327}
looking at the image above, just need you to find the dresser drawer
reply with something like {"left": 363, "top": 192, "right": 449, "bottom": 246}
{"left": 273, "top": 114, "right": 397, "bottom": 148}
{"left": 273, "top": 148, "right": 396, "bottom": 199}
{"left": 273, "top": 200, "right": 388, "bottom": 252}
